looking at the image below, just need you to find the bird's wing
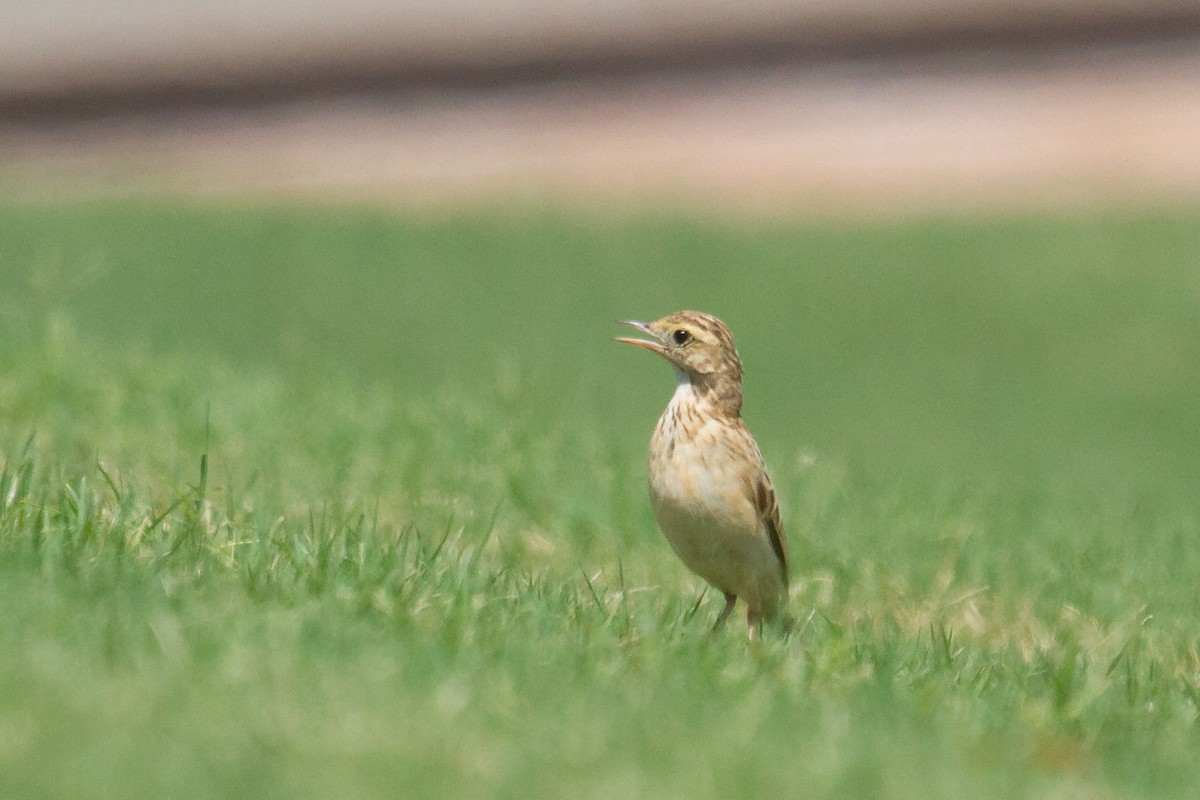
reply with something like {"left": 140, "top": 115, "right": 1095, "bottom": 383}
{"left": 753, "top": 472, "right": 789, "bottom": 584}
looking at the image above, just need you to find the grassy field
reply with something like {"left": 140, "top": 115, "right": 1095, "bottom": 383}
{"left": 2, "top": 201, "right": 1199, "bottom": 798}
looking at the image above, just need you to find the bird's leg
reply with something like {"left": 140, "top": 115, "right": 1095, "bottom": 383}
{"left": 711, "top": 592, "right": 737, "bottom": 633}
{"left": 746, "top": 607, "right": 762, "bottom": 641}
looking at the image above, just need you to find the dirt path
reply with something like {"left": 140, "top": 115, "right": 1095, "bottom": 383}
{"left": 3, "top": 41, "right": 1199, "bottom": 218}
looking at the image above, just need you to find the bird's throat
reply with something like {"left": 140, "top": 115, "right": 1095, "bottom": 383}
{"left": 670, "top": 369, "right": 743, "bottom": 418}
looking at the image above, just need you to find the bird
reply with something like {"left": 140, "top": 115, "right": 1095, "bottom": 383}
{"left": 615, "top": 310, "right": 789, "bottom": 637}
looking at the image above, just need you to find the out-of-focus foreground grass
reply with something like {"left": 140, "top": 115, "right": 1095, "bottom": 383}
{"left": 1, "top": 202, "right": 1199, "bottom": 799}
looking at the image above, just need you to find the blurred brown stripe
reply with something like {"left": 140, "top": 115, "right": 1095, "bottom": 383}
{"left": 2, "top": 4, "right": 1199, "bottom": 124}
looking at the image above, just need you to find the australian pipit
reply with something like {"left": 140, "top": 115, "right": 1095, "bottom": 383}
{"left": 616, "top": 311, "right": 788, "bottom": 637}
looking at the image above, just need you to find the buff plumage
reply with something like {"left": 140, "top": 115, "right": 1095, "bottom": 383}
{"left": 616, "top": 311, "right": 788, "bottom": 636}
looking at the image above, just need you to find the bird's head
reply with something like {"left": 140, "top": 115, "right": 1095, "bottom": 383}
{"left": 615, "top": 310, "right": 744, "bottom": 391}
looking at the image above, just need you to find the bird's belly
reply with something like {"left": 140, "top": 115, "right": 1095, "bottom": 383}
{"left": 648, "top": 438, "right": 773, "bottom": 596}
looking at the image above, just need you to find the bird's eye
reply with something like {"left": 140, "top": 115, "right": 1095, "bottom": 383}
{"left": 672, "top": 329, "right": 692, "bottom": 346}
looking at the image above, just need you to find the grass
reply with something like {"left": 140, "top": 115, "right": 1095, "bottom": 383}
{"left": 2, "top": 200, "right": 1200, "bottom": 798}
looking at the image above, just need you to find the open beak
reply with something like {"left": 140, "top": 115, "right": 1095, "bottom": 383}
{"left": 614, "top": 320, "right": 667, "bottom": 355}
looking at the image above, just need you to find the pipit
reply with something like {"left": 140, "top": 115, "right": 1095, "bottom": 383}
{"left": 616, "top": 311, "right": 789, "bottom": 637}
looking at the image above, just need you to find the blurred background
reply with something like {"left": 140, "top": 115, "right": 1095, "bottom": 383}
{"left": 2, "top": 0, "right": 1199, "bottom": 216}
{"left": 7, "top": 9, "right": 1200, "bottom": 800}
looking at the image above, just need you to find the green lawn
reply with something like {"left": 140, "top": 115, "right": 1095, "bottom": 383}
{"left": 2, "top": 201, "right": 1199, "bottom": 798}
